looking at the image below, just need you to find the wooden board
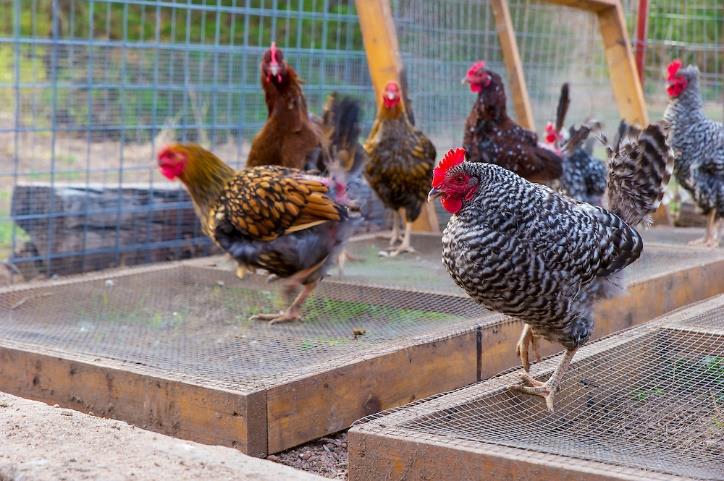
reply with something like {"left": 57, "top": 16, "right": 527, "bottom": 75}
{"left": 490, "top": 0, "right": 535, "bottom": 130}
{"left": 348, "top": 297, "right": 724, "bottom": 481}
{"left": 0, "top": 246, "right": 720, "bottom": 456}
{"left": 348, "top": 431, "right": 660, "bottom": 481}
{"left": 0, "top": 341, "right": 268, "bottom": 457}
{"left": 266, "top": 331, "right": 478, "bottom": 453}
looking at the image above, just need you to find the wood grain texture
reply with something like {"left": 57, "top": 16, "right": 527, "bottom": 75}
{"left": 0, "top": 343, "right": 268, "bottom": 457}
{"left": 490, "top": 0, "right": 536, "bottom": 130}
{"left": 348, "top": 431, "right": 655, "bottom": 481}
{"left": 266, "top": 331, "right": 478, "bottom": 453}
{"left": 597, "top": 3, "right": 649, "bottom": 125}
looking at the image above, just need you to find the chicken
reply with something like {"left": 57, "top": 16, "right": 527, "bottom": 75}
{"left": 663, "top": 59, "right": 723, "bottom": 247}
{"left": 158, "top": 144, "right": 357, "bottom": 324}
{"left": 543, "top": 84, "right": 607, "bottom": 206}
{"left": 363, "top": 81, "right": 436, "bottom": 256}
{"left": 246, "top": 42, "right": 329, "bottom": 172}
{"left": 429, "top": 121, "right": 673, "bottom": 411}
{"left": 462, "top": 61, "right": 562, "bottom": 183}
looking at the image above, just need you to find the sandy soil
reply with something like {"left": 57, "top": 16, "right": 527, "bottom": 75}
{"left": 0, "top": 391, "right": 324, "bottom": 481}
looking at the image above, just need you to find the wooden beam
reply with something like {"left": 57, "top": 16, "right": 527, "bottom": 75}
{"left": 490, "top": 0, "right": 536, "bottom": 130}
{"left": 354, "top": 0, "right": 402, "bottom": 110}
{"left": 355, "top": 0, "right": 439, "bottom": 233}
{"left": 543, "top": 0, "right": 618, "bottom": 13}
{"left": 596, "top": 3, "right": 649, "bottom": 125}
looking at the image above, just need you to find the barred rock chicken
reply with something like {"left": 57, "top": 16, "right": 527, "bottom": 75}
{"left": 430, "top": 122, "right": 673, "bottom": 411}
{"left": 663, "top": 59, "right": 723, "bottom": 247}
{"left": 246, "top": 42, "right": 330, "bottom": 172}
{"left": 158, "top": 144, "right": 357, "bottom": 324}
{"left": 364, "top": 81, "right": 436, "bottom": 256}
{"left": 462, "top": 61, "right": 562, "bottom": 183}
{"left": 544, "top": 84, "right": 607, "bottom": 206}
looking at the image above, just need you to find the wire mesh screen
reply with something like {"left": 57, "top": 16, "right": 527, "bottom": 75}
{"left": 1, "top": 0, "right": 721, "bottom": 280}
{"left": 626, "top": 0, "right": 723, "bottom": 123}
{"left": 0, "top": 263, "right": 490, "bottom": 391}
{"left": 0, "top": 0, "right": 373, "bottom": 278}
{"left": 353, "top": 296, "right": 724, "bottom": 481}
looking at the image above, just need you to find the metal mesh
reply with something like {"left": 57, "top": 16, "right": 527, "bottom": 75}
{"left": 0, "top": 263, "right": 489, "bottom": 391}
{"left": 353, "top": 297, "right": 724, "bottom": 481}
{"left": 335, "top": 235, "right": 724, "bottom": 294}
{"left": 0, "top": 0, "right": 373, "bottom": 277}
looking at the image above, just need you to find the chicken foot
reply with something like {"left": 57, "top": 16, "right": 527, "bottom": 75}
{"left": 515, "top": 324, "right": 542, "bottom": 372}
{"left": 336, "top": 249, "right": 365, "bottom": 277}
{"left": 688, "top": 210, "right": 720, "bottom": 248}
{"left": 376, "top": 211, "right": 403, "bottom": 247}
{"left": 387, "top": 219, "right": 416, "bottom": 256}
{"left": 250, "top": 282, "right": 317, "bottom": 325}
{"left": 510, "top": 348, "right": 577, "bottom": 413}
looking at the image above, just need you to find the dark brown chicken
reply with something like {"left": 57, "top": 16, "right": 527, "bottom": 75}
{"left": 364, "top": 81, "right": 436, "bottom": 256}
{"left": 246, "top": 42, "right": 329, "bottom": 172}
{"left": 463, "top": 61, "right": 562, "bottom": 183}
{"left": 158, "top": 144, "right": 357, "bottom": 324}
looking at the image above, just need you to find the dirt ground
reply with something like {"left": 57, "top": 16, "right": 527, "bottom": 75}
{"left": 0, "top": 391, "right": 325, "bottom": 481}
{"left": 270, "top": 431, "right": 349, "bottom": 480}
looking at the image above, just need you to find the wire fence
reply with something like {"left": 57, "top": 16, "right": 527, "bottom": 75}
{"left": 0, "top": 0, "right": 721, "bottom": 280}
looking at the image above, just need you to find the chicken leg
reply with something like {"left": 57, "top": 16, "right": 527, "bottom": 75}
{"left": 376, "top": 211, "right": 403, "bottom": 247}
{"left": 388, "top": 217, "right": 416, "bottom": 256}
{"left": 250, "top": 282, "right": 316, "bottom": 324}
{"left": 515, "top": 324, "right": 542, "bottom": 372}
{"left": 510, "top": 348, "right": 577, "bottom": 412}
{"left": 688, "top": 210, "right": 720, "bottom": 248}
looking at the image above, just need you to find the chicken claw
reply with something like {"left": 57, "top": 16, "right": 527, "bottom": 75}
{"left": 515, "top": 324, "right": 541, "bottom": 372}
{"left": 508, "top": 348, "right": 577, "bottom": 413}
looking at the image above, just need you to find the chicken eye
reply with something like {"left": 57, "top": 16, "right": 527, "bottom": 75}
{"left": 455, "top": 174, "right": 465, "bottom": 182}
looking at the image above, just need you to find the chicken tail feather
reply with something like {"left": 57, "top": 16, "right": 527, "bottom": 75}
{"left": 555, "top": 83, "right": 570, "bottom": 133}
{"left": 605, "top": 120, "right": 674, "bottom": 226}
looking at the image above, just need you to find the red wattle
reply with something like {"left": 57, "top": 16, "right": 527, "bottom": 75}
{"left": 441, "top": 196, "right": 463, "bottom": 214}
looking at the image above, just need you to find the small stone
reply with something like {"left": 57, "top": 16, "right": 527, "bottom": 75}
{"left": 266, "top": 455, "right": 280, "bottom": 462}
{"left": 53, "top": 404, "right": 60, "bottom": 408}
{"left": 105, "top": 279, "right": 114, "bottom": 287}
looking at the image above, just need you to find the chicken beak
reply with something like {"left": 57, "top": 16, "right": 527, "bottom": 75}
{"left": 427, "top": 187, "right": 442, "bottom": 203}
{"left": 270, "top": 63, "right": 280, "bottom": 76}
{"left": 461, "top": 76, "right": 470, "bottom": 84}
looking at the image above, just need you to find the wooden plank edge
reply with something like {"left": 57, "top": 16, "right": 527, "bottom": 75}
{"left": 265, "top": 329, "right": 479, "bottom": 453}
{"left": 0, "top": 343, "right": 268, "bottom": 457}
{"left": 347, "top": 429, "right": 678, "bottom": 481}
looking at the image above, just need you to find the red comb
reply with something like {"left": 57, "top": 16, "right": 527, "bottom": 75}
{"left": 466, "top": 60, "right": 486, "bottom": 77}
{"left": 432, "top": 148, "right": 466, "bottom": 188}
{"left": 667, "top": 59, "right": 682, "bottom": 80}
{"left": 270, "top": 41, "right": 278, "bottom": 62}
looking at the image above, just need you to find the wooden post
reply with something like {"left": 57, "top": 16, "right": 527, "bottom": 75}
{"left": 354, "top": 0, "right": 402, "bottom": 110}
{"left": 356, "top": 0, "right": 439, "bottom": 233}
{"left": 490, "top": 0, "right": 536, "bottom": 130}
{"left": 597, "top": 2, "right": 649, "bottom": 125}
{"left": 545, "top": 0, "right": 648, "bottom": 125}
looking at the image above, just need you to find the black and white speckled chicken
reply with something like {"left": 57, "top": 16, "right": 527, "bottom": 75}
{"left": 664, "top": 59, "right": 723, "bottom": 247}
{"left": 429, "top": 121, "right": 673, "bottom": 411}
{"left": 544, "top": 83, "right": 607, "bottom": 206}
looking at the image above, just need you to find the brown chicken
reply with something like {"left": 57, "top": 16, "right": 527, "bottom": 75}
{"left": 246, "top": 42, "right": 329, "bottom": 172}
{"left": 462, "top": 61, "right": 562, "bottom": 183}
{"left": 364, "top": 81, "right": 436, "bottom": 256}
{"left": 158, "top": 144, "right": 357, "bottom": 324}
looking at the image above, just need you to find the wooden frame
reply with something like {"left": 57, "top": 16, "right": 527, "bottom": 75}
{"left": 0, "top": 237, "right": 720, "bottom": 455}
{"left": 348, "top": 296, "right": 723, "bottom": 481}
{"left": 355, "top": 0, "right": 648, "bottom": 232}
